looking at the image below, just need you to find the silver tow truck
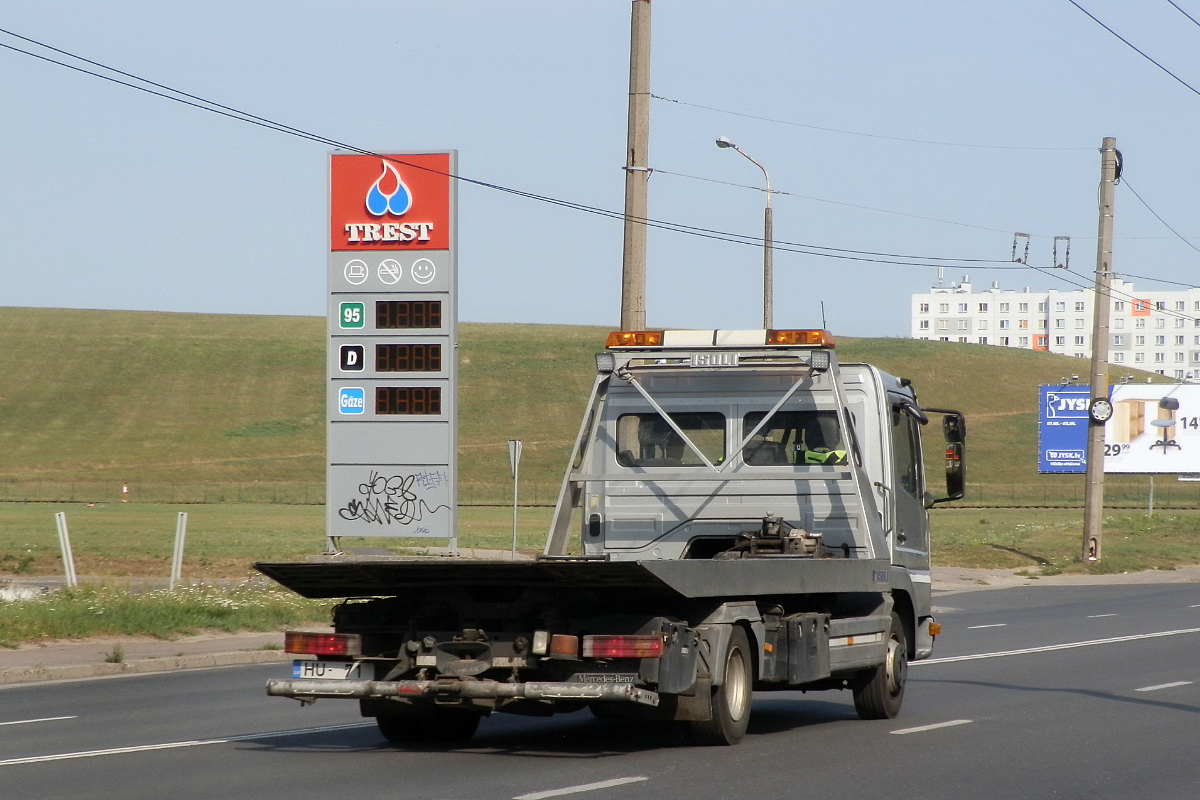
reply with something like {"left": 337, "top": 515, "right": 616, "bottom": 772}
{"left": 256, "top": 328, "right": 965, "bottom": 746}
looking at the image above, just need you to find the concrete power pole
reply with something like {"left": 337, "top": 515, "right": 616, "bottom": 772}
{"left": 620, "top": 0, "right": 651, "bottom": 331}
{"left": 1083, "top": 137, "right": 1118, "bottom": 563}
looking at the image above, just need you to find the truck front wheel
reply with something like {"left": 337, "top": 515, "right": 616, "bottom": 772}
{"left": 852, "top": 611, "right": 908, "bottom": 720}
{"left": 689, "top": 625, "right": 753, "bottom": 745}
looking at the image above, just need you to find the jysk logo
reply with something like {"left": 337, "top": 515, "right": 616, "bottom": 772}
{"left": 330, "top": 153, "right": 450, "bottom": 252}
{"left": 338, "top": 387, "right": 366, "bottom": 415}
{"left": 1045, "top": 391, "right": 1088, "bottom": 419}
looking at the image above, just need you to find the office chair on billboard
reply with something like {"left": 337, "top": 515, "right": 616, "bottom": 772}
{"left": 1149, "top": 397, "right": 1182, "bottom": 453}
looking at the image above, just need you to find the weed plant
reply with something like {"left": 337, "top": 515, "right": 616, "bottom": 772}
{"left": 0, "top": 584, "right": 333, "bottom": 643}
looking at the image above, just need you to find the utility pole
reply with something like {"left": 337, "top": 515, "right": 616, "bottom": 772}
{"left": 620, "top": 0, "right": 651, "bottom": 331}
{"left": 1083, "top": 137, "right": 1118, "bottom": 563}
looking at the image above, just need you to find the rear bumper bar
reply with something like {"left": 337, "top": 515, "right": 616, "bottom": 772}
{"left": 266, "top": 678, "right": 660, "bottom": 706}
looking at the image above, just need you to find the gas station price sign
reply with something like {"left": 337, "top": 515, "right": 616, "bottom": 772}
{"left": 327, "top": 152, "right": 457, "bottom": 547}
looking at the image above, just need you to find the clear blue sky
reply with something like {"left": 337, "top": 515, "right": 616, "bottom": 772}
{"left": 2, "top": 1, "right": 1197, "bottom": 337}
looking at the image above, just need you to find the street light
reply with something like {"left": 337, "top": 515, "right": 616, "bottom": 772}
{"left": 716, "top": 136, "right": 773, "bottom": 329}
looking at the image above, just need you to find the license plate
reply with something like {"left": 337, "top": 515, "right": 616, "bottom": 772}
{"left": 292, "top": 659, "right": 365, "bottom": 680}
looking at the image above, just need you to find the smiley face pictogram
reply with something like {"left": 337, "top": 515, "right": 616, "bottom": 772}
{"left": 410, "top": 258, "right": 436, "bottom": 285}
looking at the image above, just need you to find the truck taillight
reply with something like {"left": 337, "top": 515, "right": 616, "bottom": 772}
{"left": 284, "top": 631, "right": 362, "bottom": 657}
{"left": 582, "top": 635, "right": 663, "bottom": 659}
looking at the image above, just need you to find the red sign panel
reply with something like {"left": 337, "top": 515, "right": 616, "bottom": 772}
{"left": 330, "top": 153, "right": 450, "bottom": 251}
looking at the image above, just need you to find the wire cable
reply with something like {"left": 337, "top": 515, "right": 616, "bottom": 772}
{"left": 1067, "top": 1, "right": 1200, "bottom": 100}
{"left": 0, "top": 27, "right": 1017, "bottom": 272}
{"left": 1120, "top": 177, "right": 1200, "bottom": 258}
{"left": 1166, "top": 0, "right": 1200, "bottom": 29}
{"left": 652, "top": 168, "right": 1033, "bottom": 235}
{"left": 651, "top": 94, "right": 1091, "bottom": 151}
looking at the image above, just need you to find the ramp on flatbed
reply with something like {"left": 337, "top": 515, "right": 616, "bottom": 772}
{"left": 254, "top": 557, "right": 892, "bottom": 600}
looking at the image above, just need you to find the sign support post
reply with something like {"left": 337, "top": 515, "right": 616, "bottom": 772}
{"left": 508, "top": 439, "right": 522, "bottom": 559}
{"left": 54, "top": 512, "right": 77, "bottom": 588}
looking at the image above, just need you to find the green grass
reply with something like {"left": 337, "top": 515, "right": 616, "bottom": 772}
{"left": 930, "top": 507, "right": 1200, "bottom": 574}
{"left": 0, "top": 502, "right": 554, "bottom": 578}
{"left": 0, "top": 583, "right": 333, "bottom": 644}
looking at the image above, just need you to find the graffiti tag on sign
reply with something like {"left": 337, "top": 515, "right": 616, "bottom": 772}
{"left": 338, "top": 471, "right": 450, "bottom": 525}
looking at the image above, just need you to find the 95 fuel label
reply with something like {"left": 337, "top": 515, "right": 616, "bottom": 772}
{"left": 339, "top": 302, "right": 365, "bottom": 329}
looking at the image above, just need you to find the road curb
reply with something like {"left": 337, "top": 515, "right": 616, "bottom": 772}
{"left": 0, "top": 648, "right": 291, "bottom": 686}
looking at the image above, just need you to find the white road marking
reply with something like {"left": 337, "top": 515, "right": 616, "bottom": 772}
{"left": 1190, "top": 605, "right": 1200, "bottom": 608}
{"left": 0, "top": 716, "right": 76, "bottom": 727}
{"left": 967, "top": 624, "right": 1007, "bottom": 629}
{"left": 914, "top": 626, "right": 1200, "bottom": 666}
{"left": 515, "top": 776, "right": 649, "bottom": 800}
{"left": 890, "top": 719, "right": 972, "bottom": 735}
{"left": 1135, "top": 681, "right": 1193, "bottom": 693}
{"left": 0, "top": 722, "right": 373, "bottom": 767}
{"left": 1088, "top": 614, "right": 1117, "bottom": 618}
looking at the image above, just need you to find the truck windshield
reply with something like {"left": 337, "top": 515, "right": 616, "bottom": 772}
{"left": 742, "top": 410, "right": 846, "bottom": 466}
{"left": 616, "top": 413, "right": 725, "bottom": 467}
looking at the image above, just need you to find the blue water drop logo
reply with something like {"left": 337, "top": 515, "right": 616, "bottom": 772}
{"left": 365, "top": 161, "right": 412, "bottom": 217}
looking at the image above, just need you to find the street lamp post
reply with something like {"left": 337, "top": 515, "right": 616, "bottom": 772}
{"left": 716, "top": 137, "right": 773, "bottom": 329}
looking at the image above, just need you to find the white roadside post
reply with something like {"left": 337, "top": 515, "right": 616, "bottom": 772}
{"left": 170, "top": 512, "right": 188, "bottom": 590}
{"left": 53, "top": 512, "right": 77, "bottom": 588}
{"left": 508, "top": 439, "right": 522, "bottom": 559}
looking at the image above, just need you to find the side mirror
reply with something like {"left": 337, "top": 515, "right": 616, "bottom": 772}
{"left": 924, "top": 408, "right": 966, "bottom": 504}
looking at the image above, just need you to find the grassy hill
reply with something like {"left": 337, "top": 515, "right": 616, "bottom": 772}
{"left": 0, "top": 307, "right": 1193, "bottom": 508}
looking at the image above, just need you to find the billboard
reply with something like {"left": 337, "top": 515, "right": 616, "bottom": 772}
{"left": 327, "top": 152, "right": 457, "bottom": 546}
{"left": 1038, "top": 386, "right": 1090, "bottom": 473}
{"left": 1104, "top": 384, "right": 1200, "bottom": 474}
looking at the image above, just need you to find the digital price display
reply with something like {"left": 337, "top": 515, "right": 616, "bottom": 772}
{"left": 375, "top": 386, "right": 442, "bottom": 415}
{"left": 376, "top": 300, "right": 442, "bottom": 329}
{"left": 375, "top": 343, "right": 442, "bottom": 372}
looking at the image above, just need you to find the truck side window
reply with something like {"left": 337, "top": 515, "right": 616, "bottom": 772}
{"left": 615, "top": 413, "right": 725, "bottom": 467}
{"left": 890, "top": 407, "right": 921, "bottom": 496}
{"left": 742, "top": 411, "right": 846, "bottom": 466}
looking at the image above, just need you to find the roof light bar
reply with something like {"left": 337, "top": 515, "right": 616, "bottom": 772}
{"left": 606, "top": 331, "right": 664, "bottom": 348}
{"left": 605, "top": 329, "right": 835, "bottom": 349}
{"left": 767, "top": 329, "right": 835, "bottom": 347}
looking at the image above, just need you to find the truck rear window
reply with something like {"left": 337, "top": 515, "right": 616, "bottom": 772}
{"left": 615, "top": 413, "right": 725, "bottom": 467}
{"left": 742, "top": 410, "right": 846, "bottom": 466}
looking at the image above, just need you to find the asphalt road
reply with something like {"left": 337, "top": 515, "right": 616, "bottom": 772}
{"left": 3, "top": 583, "right": 1200, "bottom": 800}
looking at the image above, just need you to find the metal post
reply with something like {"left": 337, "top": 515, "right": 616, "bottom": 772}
{"left": 171, "top": 512, "right": 188, "bottom": 590}
{"left": 763, "top": 203, "right": 774, "bottom": 329}
{"left": 1148, "top": 474, "right": 1155, "bottom": 518}
{"left": 620, "top": 0, "right": 651, "bottom": 331}
{"left": 1083, "top": 137, "right": 1118, "bottom": 563}
{"left": 508, "top": 440, "right": 523, "bottom": 559}
{"left": 54, "top": 512, "right": 77, "bottom": 588}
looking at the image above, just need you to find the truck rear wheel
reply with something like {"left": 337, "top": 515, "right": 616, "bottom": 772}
{"left": 376, "top": 710, "right": 481, "bottom": 745}
{"left": 689, "top": 625, "right": 753, "bottom": 745}
{"left": 852, "top": 611, "right": 907, "bottom": 720}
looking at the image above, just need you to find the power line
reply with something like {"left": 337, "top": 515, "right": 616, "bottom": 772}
{"left": 652, "top": 168, "right": 1027, "bottom": 235}
{"left": 1030, "top": 264, "right": 1199, "bottom": 324}
{"left": 650, "top": 93, "right": 1090, "bottom": 152}
{"left": 1067, "top": 1, "right": 1200, "bottom": 100}
{"left": 1117, "top": 271, "right": 1200, "bottom": 289}
{"left": 1166, "top": 0, "right": 1200, "bottom": 29}
{"left": 1120, "top": 177, "right": 1200, "bottom": 258}
{"left": 0, "top": 27, "right": 1015, "bottom": 273}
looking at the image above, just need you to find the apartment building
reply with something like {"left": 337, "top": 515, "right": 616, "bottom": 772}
{"left": 911, "top": 277, "right": 1200, "bottom": 379}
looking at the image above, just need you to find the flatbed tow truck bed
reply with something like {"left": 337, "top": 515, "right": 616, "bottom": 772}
{"left": 254, "top": 556, "right": 893, "bottom": 600}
